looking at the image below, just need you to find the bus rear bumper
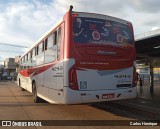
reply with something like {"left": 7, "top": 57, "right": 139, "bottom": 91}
{"left": 64, "top": 87, "right": 137, "bottom": 104}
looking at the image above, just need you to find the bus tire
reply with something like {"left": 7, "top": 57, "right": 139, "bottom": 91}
{"left": 32, "top": 82, "right": 41, "bottom": 103}
{"left": 19, "top": 79, "right": 25, "bottom": 91}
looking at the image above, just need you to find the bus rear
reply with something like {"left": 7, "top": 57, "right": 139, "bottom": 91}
{"left": 64, "top": 12, "right": 137, "bottom": 104}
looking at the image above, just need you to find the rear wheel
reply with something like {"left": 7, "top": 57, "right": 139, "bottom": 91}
{"left": 19, "top": 79, "right": 25, "bottom": 91}
{"left": 32, "top": 82, "right": 41, "bottom": 103}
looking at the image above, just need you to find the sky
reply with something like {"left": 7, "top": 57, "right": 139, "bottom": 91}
{"left": 0, "top": 0, "right": 160, "bottom": 64}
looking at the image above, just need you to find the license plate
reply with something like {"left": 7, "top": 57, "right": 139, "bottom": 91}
{"left": 102, "top": 93, "right": 115, "bottom": 99}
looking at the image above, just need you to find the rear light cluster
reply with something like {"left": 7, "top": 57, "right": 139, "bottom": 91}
{"left": 69, "top": 65, "right": 79, "bottom": 90}
{"left": 132, "top": 66, "right": 138, "bottom": 87}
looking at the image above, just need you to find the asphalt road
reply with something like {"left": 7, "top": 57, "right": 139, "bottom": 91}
{"left": 0, "top": 81, "right": 159, "bottom": 129}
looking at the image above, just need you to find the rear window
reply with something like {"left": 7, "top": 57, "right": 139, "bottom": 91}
{"left": 72, "top": 16, "right": 134, "bottom": 47}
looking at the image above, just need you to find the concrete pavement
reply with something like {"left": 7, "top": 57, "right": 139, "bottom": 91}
{"left": 1, "top": 81, "right": 149, "bottom": 129}
{"left": 113, "top": 83, "right": 160, "bottom": 119}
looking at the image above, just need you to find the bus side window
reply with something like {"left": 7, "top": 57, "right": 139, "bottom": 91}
{"left": 33, "top": 49, "right": 35, "bottom": 58}
{"left": 32, "top": 48, "right": 36, "bottom": 67}
{"left": 36, "top": 45, "right": 39, "bottom": 55}
{"left": 23, "top": 57, "right": 25, "bottom": 64}
{"left": 53, "top": 31, "right": 57, "bottom": 45}
{"left": 23, "top": 55, "right": 26, "bottom": 69}
{"left": 45, "top": 38, "right": 48, "bottom": 50}
{"left": 45, "top": 32, "right": 56, "bottom": 63}
{"left": 30, "top": 50, "right": 32, "bottom": 62}
{"left": 27, "top": 53, "right": 30, "bottom": 68}
{"left": 44, "top": 38, "right": 48, "bottom": 64}
{"left": 39, "top": 43, "right": 43, "bottom": 54}
{"left": 35, "top": 47, "right": 37, "bottom": 56}
{"left": 26, "top": 54, "right": 29, "bottom": 68}
{"left": 42, "top": 41, "right": 45, "bottom": 52}
{"left": 57, "top": 27, "right": 61, "bottom": 60}
{"left": 29, "top": 52, "right": 33, "bottom": 68}
{"left": 37, "top": 42, "right": 44, "bottom": 66}
{"left": 26, "top": 54, "right": 28, "bottom": 61}
{"left": 53, "top": 31, "right": 57, "bottom": 61}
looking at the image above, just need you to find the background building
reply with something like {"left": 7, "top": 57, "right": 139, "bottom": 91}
{"left": 4, "top": 58, "right": 16, "bottom": 76}
{"left": 2, "top": 56, "right": 20, "bottom": 80}
{"left": 0, "top": 65, "right": 4, "bottom": 80}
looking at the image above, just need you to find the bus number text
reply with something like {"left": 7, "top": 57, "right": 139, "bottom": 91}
{"left": 52, "top": 66, "right": 63, "bottom": 71}
{"left": 114, "top": 74, "right": 131, "bottom": 78}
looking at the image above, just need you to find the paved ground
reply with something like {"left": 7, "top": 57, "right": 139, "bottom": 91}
{"left": 111, "top": 83, "right": 160, "bottom": 120}
{"left": 116, "top": 83, "right": 160, "bottom": 110}
{"left": 0, "top": 81, "right": 159, "bottom": 129}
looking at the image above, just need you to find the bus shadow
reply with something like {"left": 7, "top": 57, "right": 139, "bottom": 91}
{"left": 89, "top": 101, "right": 149, "bottom": 120}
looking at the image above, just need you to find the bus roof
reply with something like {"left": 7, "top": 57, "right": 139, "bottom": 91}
{"left": 72, "top": 11, "right": 131, "bottom": 25}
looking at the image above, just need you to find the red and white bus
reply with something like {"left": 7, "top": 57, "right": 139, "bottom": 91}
{"left": 17, "top": 7, "right": 137, "bottom": 104}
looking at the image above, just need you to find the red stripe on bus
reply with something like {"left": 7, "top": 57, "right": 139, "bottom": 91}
{"left": 20, "top": 63, "right": 56, "bottom": 77}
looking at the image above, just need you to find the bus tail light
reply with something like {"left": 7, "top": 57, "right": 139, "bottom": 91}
{"left": 132, "top": 66, "right": 137, "bottom": 87}
{"left": 69, "top": 66, "right": 79, "bottom": 90}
